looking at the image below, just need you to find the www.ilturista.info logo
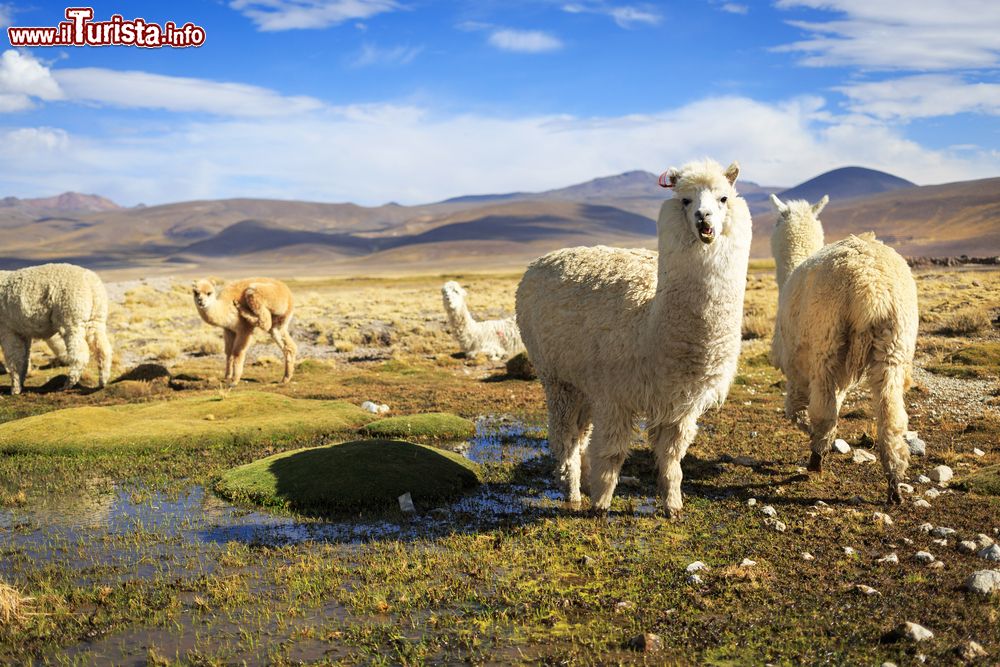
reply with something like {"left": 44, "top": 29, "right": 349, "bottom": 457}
{"left": 7, "top": 7, "right": 206, "bottom": 48}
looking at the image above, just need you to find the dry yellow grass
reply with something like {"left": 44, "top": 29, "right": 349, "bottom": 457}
{"left": 0, "top": 582, "right": 32, "bottom": 626}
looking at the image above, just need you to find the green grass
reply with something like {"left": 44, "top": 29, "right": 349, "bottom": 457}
{"left": 214, "top": 438, "right": 481, "bottom": 514}
{"left": 958, "top": 464, "right": 1000, "bottom": 496}
{"left": 0, "top": 392, "right": 374, "bottom": 455}
{"left": 360, "top": 412, "right": 476, "bottom": 441}
{"left": 926, "top": 342, "right": 1000, "bottom": 379}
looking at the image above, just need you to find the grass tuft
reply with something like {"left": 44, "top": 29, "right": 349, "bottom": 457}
{"left": 214, "top": 439, "right": 481, "bottom": 514}
{"left": 0, "top": 581, "right": 33, "bottom": 626}
{"left": 360, "top": 412, "right": 476, "bottom": 441}
{"left": 957, "top": 464, "right": 1000, "bottom": 496}
{"left": 926, "top": 342, "right": 1000, "bottom": 379}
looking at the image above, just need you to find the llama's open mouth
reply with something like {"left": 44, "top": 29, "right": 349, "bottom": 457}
{"left": 697, "top": 223, "right": 716, "bottom": 244}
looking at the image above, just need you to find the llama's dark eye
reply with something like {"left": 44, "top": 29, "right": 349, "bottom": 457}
{"left": 720, "top": 196, "right": 728, "bottom": 204}
{"left": 681, "top": 198, "right": 691, "bottom": 206}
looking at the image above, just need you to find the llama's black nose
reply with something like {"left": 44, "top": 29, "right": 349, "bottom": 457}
{"left": 695, "top": 210, "right": 709, "bottom": 222}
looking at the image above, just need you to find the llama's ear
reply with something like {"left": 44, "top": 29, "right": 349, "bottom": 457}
{"left": 812, "top": 194, "right": 829, "bottom": 217}
{"left": 724, "top": 161, "right": 740, "bottom": 185}
{"left": 769, "top": 193, "right": 788, "bottom": 214}
{"left": 658, "top": 167, "right": 680, "bottom": 189}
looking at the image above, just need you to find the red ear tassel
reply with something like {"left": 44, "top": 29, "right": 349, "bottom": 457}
{"left": 658, "top": 171, "right": 673, "bottom": 188}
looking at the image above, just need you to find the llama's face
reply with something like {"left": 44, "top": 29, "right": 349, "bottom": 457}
{"left": 192, "top": 280, "right": 216, "bottom": 309}
{"left": 441, "top": 281, "right": 466, "bottom": 309}
{"left": 661, "top": 161, "right": 740, "bottom": 245}
{"left": 770, "top": 194, "right": 828, "bottom": 239}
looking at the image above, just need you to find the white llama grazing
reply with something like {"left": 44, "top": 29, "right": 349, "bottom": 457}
{"left": 516, "top": 159, "right": 753, "bottom": 516}
{"left": 769, "top": 194, "right": 918, "bottom": 503}
{"left": 0, "top": 263, "right": 113, "bottom": 394}
{"left": 441, "top": 281, "right": 524, "bottom": 361}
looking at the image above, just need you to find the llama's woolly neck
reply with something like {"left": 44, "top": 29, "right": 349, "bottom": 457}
{"left": 444, "top": 297, "right": 478, "bottom": 345}
{"left": 772, "top": 204, "right": 825, "bottom": 293}
{"left": 196, "top": 297, "right": 239, "bottom": 330}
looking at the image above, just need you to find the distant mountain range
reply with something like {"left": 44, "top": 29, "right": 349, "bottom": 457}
{"left": 0, "top": 166, "right": 994, "bottom": 275}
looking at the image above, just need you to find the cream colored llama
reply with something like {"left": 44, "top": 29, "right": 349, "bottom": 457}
{"left": 517, "top": 159, "right": 752, "bottom": 517}
{"left": 192, "top": 277, "right": 297, "bottom": 385}
{"left": 0, "top": 263, "right": 113, "bottom": 394}
{"left": 769, "top": 194, "right": 918, "bottom": 503}
{"left": 441, "top": 281, "right": 524, "bottom": 361}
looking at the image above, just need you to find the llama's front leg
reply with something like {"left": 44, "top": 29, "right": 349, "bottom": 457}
{"left": 588, "top": 406, "right": 633, "bottom": 512}
{"left": 0, "top": 330, "right": 30, "bottom": 395}
{"left": 650, "top": 412, "right": 699, "bottom": 519}
{"left": 807, "top": 378, "right": 838, "bottom": 474}
{"left": 223, "top": 329, "right": 236, "bottom": 382}
{"left": 63, "top": 328, "right": 90, "bottom": 389}
{"left": 229, "top": 327, "right": 253, "bottom": 385}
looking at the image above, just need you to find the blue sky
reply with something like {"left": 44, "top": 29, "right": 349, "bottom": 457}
{"left": 1, "top": 0, "right": 998, "bottom": 205}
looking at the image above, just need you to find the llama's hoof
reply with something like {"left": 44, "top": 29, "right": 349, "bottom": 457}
{"left": 807, "top": 453, "right": 824, "bottom": 473}
{"left": 663, "top": 506, "right": 685, "bottom": 522}
{"left": 887, "top": 485, "right": 903, "bottom": 505}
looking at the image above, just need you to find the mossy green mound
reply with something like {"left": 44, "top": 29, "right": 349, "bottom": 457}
{"left": 958, "top": 464, "right": 1000, "bottom": 496}
{"left": 0, "top": 392, "right": 372, "bottom": 455}
{"left": 360, "top": 412, "right": 475, "bottom": 441}
{"left": 927, "top": 343, "right": 1000, "bottom": 379}
{"left": 215, "top": 439, "right": 481, "bottom": 514}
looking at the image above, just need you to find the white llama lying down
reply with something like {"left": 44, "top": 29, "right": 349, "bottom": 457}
{"left": 441, "top": 281, "right": 524, "bottom": 361}
{"left": 769, "top": 194, "right": 918, "bottom": 504}
{"left": 517, "top": 159, "right": 753, "bottom": 516}
{"left": 0, "top": 263, "right": 113, "bottom": 394}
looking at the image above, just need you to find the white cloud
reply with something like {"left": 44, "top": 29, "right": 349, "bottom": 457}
{"left": 775, "top": 0, "right": 1000, "bottom": 70}
{"left": 350, "top": 43, "right": 422, "bottom": 67}
{"left": 488, "top": 29, "right": 563, "bottom": 53}
{"left": 230, "top": 0, "right": 400, "bottom": 31}
{"left": 562, "top": 3, "right": 660, "bottom": 28}
{"left": 0, "top": 3, "right": 15, "bottom": 29}
{"left": 53, "top": 68, "right": 324, "bottom": 117}
{"left": 3, "top": 95, "right": 997, "bottom": 205}
{"left": 721, "top": 3, "right": 748, "bottom": 14}
{"left": 0, "top": 50, "right": 63, "bottom": 112}
{"left": 838, "top": 75, "right": 1000, "bottom": 120}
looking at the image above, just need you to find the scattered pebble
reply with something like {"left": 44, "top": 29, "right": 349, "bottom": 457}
{"left": 924, "top": 488, "right": 941, "bottom": 499}
{"left": 902, "top": 537, "right": 914, "bottom": 545}
{"left": 685, "top": 561, "right": 708, "bottom": 573}
{"left": 929, "top": 465, "right": 954, "bottom": 483}
{"left": 975, "top": 534, "right": 995, "bottom": 550}
{"left": 932, "top": 538, "right": 949, "bottom": 547}
{"left": 972, "top": 448, "right": 985, "bottom": 457}
{"left": 965, "top": 570, "right": 1000, "bottom": 595}
{"left": 915, "top": 551, "right": 935, "bottom": 564}
{"left": 904, "top": 431, "right": 927, "bottom": 457}
{"left": 898, "top": 483, "right": 914, "bottom": 494}
{"left": 854, "top": 584, "right": 880, "bottom": 596}
{"left": 739, "top": 558, "right": 757, "bottom": 567}
{"left": 928, "top": 560, "right": 945, "bottom": 570}
{"left": 913, "top": 499, "right": 932, "bottom": 509}
{"left": 361, "top": 400, "right": 391, "bottom": 414}
{"left": 843, "top": 546, "right": 857, "bottom": 556}
{"left": 627, "top": 632, "right": 663, "bottom": 653}
{"left": 833, "top": 438, "right": 851, "bottom": 454}
{"left": 615, "top": 600, "right": 636, "bottom": 612}
{"left": 686, "top": 574, "right": 703, "bottom": 585}
{"left": 954, "top": 640, "right": 988, "bottom": 662}
{"left": 746, "top": 498, "right": 757, "bottom": 507}
{"left": 398, "top": 492, "right": 415, "bottom": 513}
{"left": 760, "top": 505, "right": 777, "bottom": 518}
{"left": 765, "top": 518, "right": 787, "bottom": 532}
{"left": 872, "top": 512, "right": 894, "bottom": 526}
{"left": 930, "top": 526, "right": 956, "bottom": 538}
{"left": 917, "top": 475, "right": 931, "bottom": 484}
{"left": 978, "top": 544, "right": 1000, "bottom": 562}
{"left": 801, "top": 552, "right": 815, "bottom": 561}
{"left": 918, "top": 522, "right": 934, "bottom": 533}
{"left": 877, "top": 553, "right": 899, "bottom": 564}
{"left": 853, "top": 449, "right": 877, "bottom": 464}
{"left": 958, "top": 541, "right": 979, "bottom": 555}
{"left": 886, "top": 621, "right": 934, "bottom": 643}
{"left": 618, "top": 476, "right": 641, "bottom": 488}
{"left": 579, "top": 555, "right": 596, "bottom": 569}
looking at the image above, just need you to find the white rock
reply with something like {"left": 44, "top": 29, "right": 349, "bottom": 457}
{"left": 899, "top": 621, "right": 934, "bottom": 642}
{"left": 739, "top": 558, "right": 757, "bottom": 567}
{"left": 913, "top": 499, "right": 932, "bottom": 509}
{"left": 361, "top": 400, "right": 381, "bottom": 414}
{"left": 747, "top": 497, "right": 757, "bottom": 506}
{"left": 878, "top": 553, "right": 899, "bottom": 564}
{"left": 958, "top": 541, "right": 978, "bottom": 555}
{"left": 898, "top": 483, "right": 914, "bottom": 494}
{"left": 833, "top": 438, "right": 851, "bottom": 454}
{"left": 398, "top": 492, "right": 415, "bottom": 513}
{"left": 917, "top": 475, "right": 931, "bottom": 484}
{"left": 872, "top": 512, "right": 894, "bottom": 525}
{"left": 905, "top": 434, "right": 927, "bottom": 457}
{"left": 760, "top": 505, "right": 777, "bottom": 517}
{"left": 615, "top": 600, "right": 636, "bottom": 611}
{"left": 965, "top": 569, "right": 1000, "bottom": 595}
{"left": 918, "top": 522, "right": 934, "bottom": 533}
{"left": 618, "top": 475, "right": 641, "bottom": 487}
{"left": 975, "top": 534, "right": 995, "bottom": 550}
{"left": 930, "top": 526, "right": 956, "bottom": 538}
{"left": 801, "top": 552, "right": 815, "bottom": 561}
{"left": 978, "top": 544, "right": 1000, "bottom": 561}
{"left": 902, "top": 537, "right": 914, "bottom": 545}
{"left": 815, "top": 500, "right": 828, "bottom": 507}
{"left": 686, "top": 574, "right": 703, "bottom": 585}
{"left": 929, "top": 560, "right": 945, "bottom": 570}
{"left": 378, "top": 403, "right": 390, "bottom": 414}
{"left": 973, "top": 448, "right": 985, "bottom": 457}
{"left": 685, "top": 561, "right": 709, "bottom": 573}
{"left": 853, "top": 449, "right": 877, "bottom": 464}
{"left": 765, "top": 518, "right": 787, "bottom": 533}
{"left": 854, "top": 584, "right": 880, "bottom": 596}
{"left": 955, "top": 640, "right": 989, "bottom": 662}
{"left": 843, "top": 546, "right": 857, "bottom": 556}
{"left": 928, "top": 465, "right": 953, "bottom": 483}
{"left": 932, "top": 538, "right": 949, "bottom": 547}
{"left": 915, "top": 551, "right": 935, "bottom": 564}
{"left": 924, "top": 487, "right": 941, "bottom": 499}
{"left": 881, "top": 663, "right": 898, "bottom": 667}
